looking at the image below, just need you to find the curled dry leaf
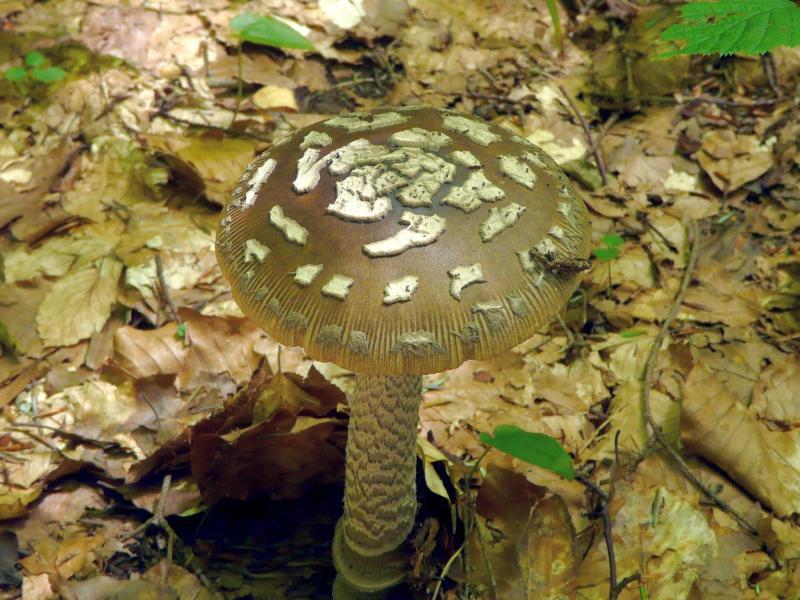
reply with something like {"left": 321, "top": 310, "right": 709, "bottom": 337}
{"left": 682, "top": 356, "right": 800, "bottom": 517}
{"left": 146, "top": 134, "right": 261, "bottom": 205}
{"left": 696, "top": 130, "right": 774, "bottom": 192}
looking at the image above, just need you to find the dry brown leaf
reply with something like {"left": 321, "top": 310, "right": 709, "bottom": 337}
{"left": 576, "top": 483, "right": 717, "bottom": 599}
{"left": 696, "top": 130, "right": 774, "bottom": 192}
{"left": 113, "top": 308, "right": 263, "bottom": 386}
{"left": 753, "top": 354, "right": 800, "bottom": 425}
{"left": 19, "top": 531, "right": 105, "bottom": 580}
{"left": 519, "top": 494, "right": 578, "bottom": 599}
{"left": 36, "top": 257, "right": 123, "bottom": 347}
{"left": 682, "top": 357, "right": 800, "bottom": 517}
{"left": 4, "top": 221, "right": 123, "bottom": 284}
{"left": 252, "top": 85, "right": 299, "bottom": 111}
{"left": 0, "top": 140, "right": 80, "bottom": 233}
{"left": 469, "top": 464, "right": 545, "bottom": 598}
{"left": 191, "top": 420, "right": 344, "bottom": 503}
{"left": 682, "top": 262, "right": 762, "bottom": 327}
{"left": 146, "top": 134, "right": 261, "bottom": 205}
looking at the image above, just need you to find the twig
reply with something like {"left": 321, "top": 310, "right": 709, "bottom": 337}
{"left": 639, "top": 220, "right": 759, "bottom": 537}
{"left": 640, "top": 220, "right": 699, "bottom": 431}
{"left": 586, "top": 113, "right": 619, "bottom": 156}
{"left": 157, "top": 109, "right": 273, "bottom": 142}
{"left": 576, "top": 474, "right": 641, "bottom": 600}
{"left": 681, "top": 95, "right": 781, "bottom": 108}
{"left": 760, "top": 53, "right": 781, "bottom": 97}
{"left": 554, "top": 312, "right": 576, "bottom": 350}
{"left": 155, "top": 254, "right": 181, "bottom": 324}
{"left": 465, "top": 92, "right": 537, "bottom": 107}
{"left": 231, "top": 40, "right": 244, "bottom": 126}
{"left": 558, "top": 85, "right": 608, "bottom": 186}
{"left": 462, "top": 447, "right": 498, "bottom": 600}
{"left": 431, "top": 544, "right": 464, "bottom": 600}
{"left": 122, "top": 475, "right": 177, "bottom": 542}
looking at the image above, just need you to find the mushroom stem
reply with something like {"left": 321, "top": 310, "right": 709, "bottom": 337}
{"left": 333, "top": 373, "right": 422, "bottom": 595}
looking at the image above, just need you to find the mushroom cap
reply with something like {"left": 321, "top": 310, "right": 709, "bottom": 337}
{"left": 216, "top": 106, "right": 590, "bottom": 375}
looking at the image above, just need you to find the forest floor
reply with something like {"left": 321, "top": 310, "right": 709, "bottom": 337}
{"left": 1, "top": 0, "right": 799, "bottom": 599}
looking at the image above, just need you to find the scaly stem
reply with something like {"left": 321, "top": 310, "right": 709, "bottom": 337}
{"left": 333, "top": 373, "right": 422, "bottom": 596}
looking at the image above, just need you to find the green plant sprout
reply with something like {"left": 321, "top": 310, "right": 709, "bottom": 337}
{"left": 230, "top": 14, "right": 315, "bottom": 51}
{"left": 659, "top": 0, "right": 800, "bottom": 57}
{"left": 4, "top": 51, "right": 67, "bottom": 84}
{"left": 228, "top": 14, "right": 315, "bottom": 124}
{"left": 545, "top": 0, "right": 563, "bottom": 54}
{"left": 619, "top": 327, "right": 646, "bottom": 339}
{"left": 594, "top": 232, "right": 623, "bottom": 295}
{"left": 480, "top": 424, "right": 575, "bottom": 480}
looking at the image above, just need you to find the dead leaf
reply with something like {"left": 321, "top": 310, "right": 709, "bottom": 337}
{"left": 696, "top": 130, "right": 774, "bottom": 192}
{"left": 36, "top": 257, "right": 122, "bottom": 347}
{"left": 252, "top": 85, "right": 299, "bottom": 111}
{"left": 112, "top": 308, "right": 263, "bottom": 386}
{"left": 519, "top": 494, "right": 577, "bottom": 599}
{"left": 191, "top": 420, "right": 344, "bottom": 503}
{"left": 683, "top": 355, "right": 800, "bottom": 517}
{"left": 146, "top": 134, "right": 261, "bottom": 205}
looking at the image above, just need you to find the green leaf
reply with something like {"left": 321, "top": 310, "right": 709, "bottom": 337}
{"left": 231, "top": 14, "right": 315, "bottom": 50}
{"left": 30, "top": 66, "right": 66, "bottom": 82}
{"left": 25, "top": 51, "right": 45, "bottom": 67}
{"left": 660, "top": 0, "right": 800, "bottom": 57}
{"left": 619, "top": 328, "right": 646, "bottom": 339}
{"left": 4, "top": 66, "right": 27, "bottom": 82}
{"left": 175, "top": 323, "right": 187, "bottom": 341}
{"left": 593, "top": 246, "right": 619, "bottom": 262}
{"left": 601, "top": 233, "right": 624, "bottom": 248}
{"left": 480, "top": 424, "right": 575, "bottom": 480}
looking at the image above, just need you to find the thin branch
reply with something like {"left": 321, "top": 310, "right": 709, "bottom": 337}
{"left": 639, "top": 220, "right": 759, "bottom": 537}
{"left": 157, "top": 109, "right": 273, "bottom": 142}
{"left": 155, "top": 254, "right": 181, "bottom": 324}
{"left": 558, "top": 85, "right": 608, "bottom": 186}
{"left": 575, "top": 474, "right": 640, "bottom": 600}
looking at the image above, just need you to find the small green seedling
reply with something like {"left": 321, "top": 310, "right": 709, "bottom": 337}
{"left": 4, "top": 51, "right": 67, "bottom": 84}
{"left": 619, "top": 327, "right": 646, "bottom": 339}
{"left": 544, "top": 0, "right": 563, "bottom": 54}
{"left": 594, "top": 233, "right": 623, "bottom": 295}
{"left": 228, "top": 14, "right": 314, "bottom": 124}
{"left": 659, "top": 0, "right": 800, "bottom": 58}
{"left": 230, "top": 14, "right": 315, "bottom": 51}
{"left": 175, "top": 322, "right": 188, "bottom": 344}
{"left": 480, "top": 424, "right": 575, "bottom": 480}
{"left": 593, "top": 233, "right": 624, "bottom": 262}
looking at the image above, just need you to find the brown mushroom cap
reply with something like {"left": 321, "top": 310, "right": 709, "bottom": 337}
{"left": 216, "top": 106, "right": 590, "bottom": 375}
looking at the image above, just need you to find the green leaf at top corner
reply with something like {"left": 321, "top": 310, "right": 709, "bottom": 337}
{"left": 30, "top": 66, "right": 66, "bottom": 83}
{"left": 659, "top": 0, "right": 800, "bottom": 57}
{"left": 25, "top": 51, "right": 45, "bottom": 67}
{"left": 4, "top": 66, "right": 27, "bottom": 82}
{"left": 231, "top": 14, "right": 315, "bottom": 51}
{"left": 479, "top": 424, "right": 575, "bottom": 480}
{"left": 593, "top": 247, "right": 619, "bottom": 262}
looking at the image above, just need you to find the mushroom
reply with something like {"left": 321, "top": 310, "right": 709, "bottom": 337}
{"left": 216, "top": 106, "right": 591, "bottom": 597}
